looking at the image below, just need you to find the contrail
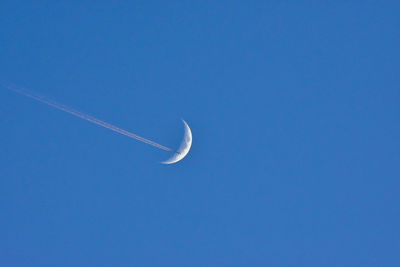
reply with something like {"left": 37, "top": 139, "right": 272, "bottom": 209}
{"left": 2, "top": 82, "right": 171, "bottom": 151}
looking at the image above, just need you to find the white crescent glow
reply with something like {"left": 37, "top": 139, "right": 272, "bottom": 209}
{"left": 162, "top": 120, "right": 192, "bottom": 164}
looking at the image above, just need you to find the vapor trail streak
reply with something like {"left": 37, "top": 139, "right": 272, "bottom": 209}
{"left": 3, "top": 83, "right": 171, "bottom": 151}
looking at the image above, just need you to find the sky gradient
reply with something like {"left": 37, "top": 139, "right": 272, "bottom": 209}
{"left": 1, "top": 1, "right": 399, "bottom": 266}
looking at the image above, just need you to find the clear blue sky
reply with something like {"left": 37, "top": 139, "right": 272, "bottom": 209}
{"left": 1, "top": 1, "right": 399, "bottom": 266}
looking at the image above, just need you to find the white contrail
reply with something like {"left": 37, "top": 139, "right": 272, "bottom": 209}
{"left": 3, "top": 82, "right": 171, "bottom": 151}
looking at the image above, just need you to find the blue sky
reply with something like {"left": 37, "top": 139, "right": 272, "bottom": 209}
{"left": 1, "top": 1, "right": 399, "bottom": 266}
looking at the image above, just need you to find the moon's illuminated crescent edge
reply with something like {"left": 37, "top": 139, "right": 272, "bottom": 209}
{"left": 162, "top": 120, "right": 192, "bottom": 164}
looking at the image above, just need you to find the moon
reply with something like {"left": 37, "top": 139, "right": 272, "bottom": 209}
{"left": 162, "top": 120, "right": 192, "bottom": 164}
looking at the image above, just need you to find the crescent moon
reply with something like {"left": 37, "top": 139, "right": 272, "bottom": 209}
{"left": 162, "top": 120, "right": 192, "bottom": 164}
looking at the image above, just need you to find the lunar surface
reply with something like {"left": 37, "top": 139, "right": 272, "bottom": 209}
{"left": 162, "top": 120, "right": 192, "bottom": 164}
